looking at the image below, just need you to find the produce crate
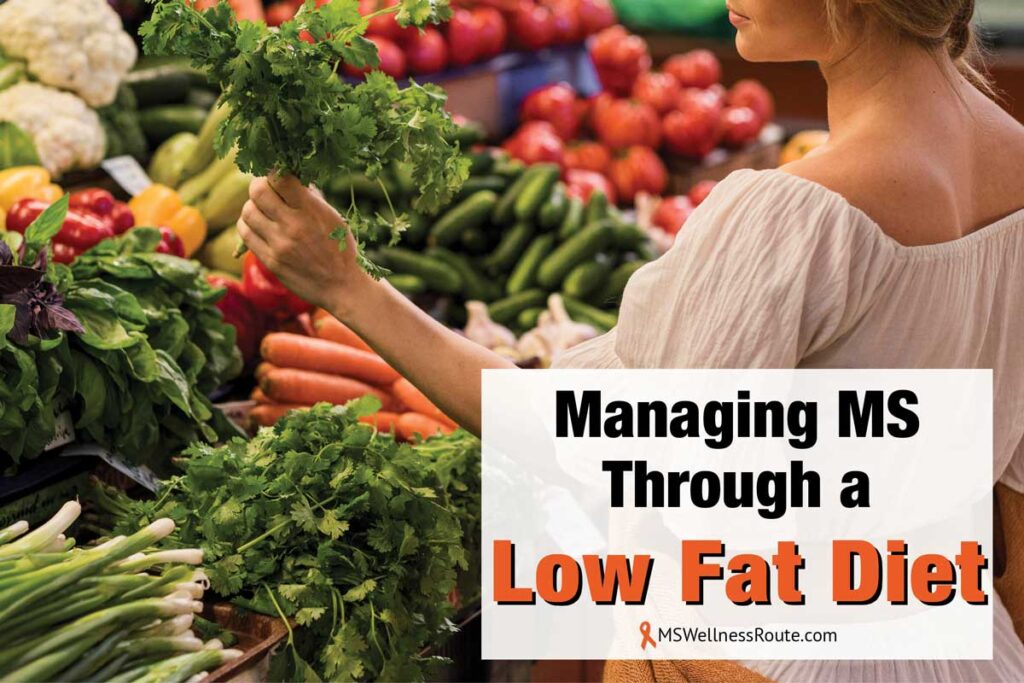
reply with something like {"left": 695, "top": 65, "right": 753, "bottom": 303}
{"left": 203, "top": 603, "right": 290, "bottom": 683}
{"left": 664, "top": 122, "right": 784, "bottom": 194}
{"left": 0, "top": 453, "right": 93, "bottom": 529}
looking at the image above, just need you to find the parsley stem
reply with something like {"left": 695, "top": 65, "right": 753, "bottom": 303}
{"left": 363, "top": 6, "right": 401, "bottom": 21}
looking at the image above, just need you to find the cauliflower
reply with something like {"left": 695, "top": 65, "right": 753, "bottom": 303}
{"left": 0, "top": 83, "right": 105, "bottom": 177}
{"left": 0, "top": 0, "right": 137, "bottom": 107}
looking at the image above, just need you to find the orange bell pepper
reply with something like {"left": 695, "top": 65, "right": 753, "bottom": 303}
{"left": 129, "top": 184, "right": 208, "bottom": 257}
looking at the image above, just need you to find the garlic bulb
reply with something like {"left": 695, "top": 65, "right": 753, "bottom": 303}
{"left": 463, "top": 301, "right": 518, "bottom": 350}
{"left": 516, "top": 294, "right": 599, "bottom": 365}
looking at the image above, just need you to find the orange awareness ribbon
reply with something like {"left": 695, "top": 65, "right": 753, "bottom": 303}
{"left": 640, "top": 621, "right": 657, "bottom": 650}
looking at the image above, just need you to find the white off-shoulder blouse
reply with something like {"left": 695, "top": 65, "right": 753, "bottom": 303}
{"left": 553, "top": 168, "right": 1024, "bottom": 682}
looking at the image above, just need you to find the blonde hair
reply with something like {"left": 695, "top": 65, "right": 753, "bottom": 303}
{"left": 824, "top": 0, "right": 992, "bottom": 94}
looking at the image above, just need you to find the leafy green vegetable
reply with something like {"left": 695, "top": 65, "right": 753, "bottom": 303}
{"left": 96, "top": 401, "right": 482, "bottom": 681}
{"left": 0, "top": 121, "right": 40, "bottom": 171}
{"left": 140, "top": 0, "right": 469, "bottom": 267}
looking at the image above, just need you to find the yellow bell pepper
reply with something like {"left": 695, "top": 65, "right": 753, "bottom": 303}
{"left": 129, "top": 184, "right": 208, "bottom": 258}
{"left": 0, "top": 166, "right": 63, "bottom": 213}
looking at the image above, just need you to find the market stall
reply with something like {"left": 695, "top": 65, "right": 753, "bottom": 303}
{"left": 0, "top": 0, "right": 834, "bottom": 681}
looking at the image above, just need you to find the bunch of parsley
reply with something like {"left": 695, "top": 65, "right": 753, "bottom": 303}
{"left": 100, "top": 400, "right": 481, "bottom": 681}
{"left": 140, "top": 0, "right": 469, "bottom": 272}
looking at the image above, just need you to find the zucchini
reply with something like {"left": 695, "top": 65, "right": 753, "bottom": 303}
{"left": 460, "top": 227, "right": 490, "bottom": 254}
{"left": 563, "top": 296, "right": 619, "bottom": 331}
{"left": 513, "top": 164, "right": 561, "bottom": 222}
{"left": 506, "top": 233, "right": 556, "bottom": 296}
{"left": 483, "top": 222, "right": 535, "bottom": 276}
{"left": 378, "top": 248, "right": 462, "bottom": 294}
{"left": 557, "top": 197, "right": 585, "bottom": 241}
{"left": 537, "top": 220, "right": 615, "bottom": 289}
{"left": 124, "top": 65, "right": 192, "bottom": 107}
{"left": 538, "top": 182, "right": 569, "bottom": 229}
{"left": 387, "top": 274, "right": 428, "bottom": 296}
{"left": 455, "top": 175, "right": 508, "bottom": 201}
{"left": 594, "top": 260, "right": 648, "bottom": 307}
{"left": 489, "top": 290, "right": 548, "bottom": 326}
{"left": 428, "top": 248, "right": 502, "bottom": 302}
{"left": 585, "top": 190, "right": 610, "bottom": 225}
{"left": 563, "top": 261, "right": 614, "bottom": 300}
{"left": 177, "top": 151, "right": 237, "bottom": 206}
{"left": 492, "top": 164, "right": 545, "bottom": 225}
{"left": 137, "top": 105, "right": 207, "bottom": 146}
{"left": 429, "top": 190, "right": 499, "bottom": 247}
{"left": 517, "top": 307, "right": 545, "bottom": 330}
{"left": 181, "top": 101, "right": 230, "bottom": 182}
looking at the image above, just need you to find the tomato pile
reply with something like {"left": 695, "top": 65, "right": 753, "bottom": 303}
{"left": 501, "top": 24, "right": 776, "bottom": 212}
{"left": 267, "top": 0, "right": 617, "bottom": 78}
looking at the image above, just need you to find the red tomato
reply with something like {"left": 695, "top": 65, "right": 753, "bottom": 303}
{"left": 593, "top": 98, "right": 661, "bottom": 150}
{"left": 472, "top": 7, "right": 508, "bottom": 60}
{"left": 718, "top": 106, "right": 763, "bottom": 148}
{"left": 662, "top": 93, "right": 722, "bottom": 158}
{"left": 348, "top": 35, "right": 407, "bottom": 79}
{"left": 564, "top": 168, "right": 617, "bottom": 204}
{"left": 520, "top": 83, "right": 580, "bottom": 141}
{"left": 575, "top": 0, "right": 617, "bottom": 35}
{"left": 447, "top": 8, "right": 481, "bottom": 67}
{"left": 404, "top": 27, "right": 449, "bottom": 74}
{"left": 584, "top": 91, "right": 615, "bottom": 133}
{"left": 155, "top": 226, "right": 186, "bottom": 258}
{"left": 687, "top": 179, "right": 718, "bottom": 207}
{"left": 588, "top": 25, "right": 651, "bottom": 96}
{"left": 360, "top": 0, "right": 416, "bottom": 44}
{"left": 265, "top": 1, "right": 297, "bottom": 27}
{"left": 664, "top": 49, "right": 722, "bottom": 89}
{"left": 549, "top": 0, "right": 583, "bottom": 45}
{"left": 564, "top": 141, "right": 612, "bottom": 174}
{"left": 727, "top": 79, "right": 775, "bottom": 123}
{"left": 503, "top": 121, "right": 566, "bottom": 166}
{"left": 608, "top": 146, "right": 667, "bottom": 205}
{"left": 632, "top": 71, "right": 681, "bottom": 114}
{"left": 512, "top": 1, "right": 557, "bottom": 51}
{"left": 652, "top": 195, "right": 694, "bottom": 235}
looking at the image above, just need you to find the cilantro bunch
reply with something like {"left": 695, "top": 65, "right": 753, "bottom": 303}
{"left": 99, "top": 401, "right": 481, "bottom": 681}
{"left": 140, "top": 0, "right": 469, "bottom": 267}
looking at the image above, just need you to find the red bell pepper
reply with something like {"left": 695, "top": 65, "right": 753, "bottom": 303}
{"left": 6, "top": 199, "right": 115, "bottom": 249}
{"left": 207, "top": 273, "right": 266, "bottom": 367}
{"left": 51, "top": 242, "right": 82, "bottom": 265}
{"left": 109, "top": 202, "right": 135, "bottom": 234}
{"left": 241, "top": 251, "right": 313, "bottom": 319}
{"left": 69, "top": 188, "right": 116, "bottom": 217}
{"left": 154, "top": 226, "right": 186, "bottom": 258}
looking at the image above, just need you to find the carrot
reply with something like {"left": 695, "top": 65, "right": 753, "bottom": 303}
{"left": 255, "top": 362, "right": 277, "bottom": 381}
{"left": 313, "top": 315, "right": 373, "bottom": 353}
{"left": 396, "top": 413, "right": 454, "bottom": 443}
{"left": 358, "top": 411, "right": 401, "bottom": 434}
{"left": 261, "top": 368, "right": 395, "bottom": 409}
{"left": 391, "top": 378, "right": 458, "bottom": 429}
{"left": 250, "top": 403, "right": 307, "bottom": 427}
{"left": 261, "top": 333, "right": 399, "bottom": 386}
{"left": 251, "top": 387, "right": 271, "bottom": 403}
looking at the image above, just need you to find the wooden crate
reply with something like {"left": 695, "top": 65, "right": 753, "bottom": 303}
{"left": 204, "top": 603, "right": 290, "bottom": 683}
{"left": 664, "top": 123, "right": 784, "bottom": 194}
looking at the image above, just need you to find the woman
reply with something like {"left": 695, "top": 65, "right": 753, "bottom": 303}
{"left": 239, "top": 0, "right": 1024, "bottom": 679}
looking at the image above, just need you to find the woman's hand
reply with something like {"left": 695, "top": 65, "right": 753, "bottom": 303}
{"left": 237, "top": 174, "right": 371, "bottom": 315}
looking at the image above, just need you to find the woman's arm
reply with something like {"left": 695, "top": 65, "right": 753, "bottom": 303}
{"left": 237, "top": 175, "right": 514, "bottom": 436}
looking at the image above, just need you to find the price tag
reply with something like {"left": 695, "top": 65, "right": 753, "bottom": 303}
{"left": 43, "top": 411, "right": 75, "bottom": 452}
{"left": 101, "top": 156, "right": 152, "bottom": 197}
{"left": 216, "top": 400, "right": 256, "bottom": 432}
{"left": 61, "top": 444, "right": 162, "bottom": 493}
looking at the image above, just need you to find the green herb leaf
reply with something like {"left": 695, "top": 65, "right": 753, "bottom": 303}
{"left": 23, "top": 194, "right": 69, "bottom": 252}
{"left": 0, "top": 122, "right": 40, "bottom": 170}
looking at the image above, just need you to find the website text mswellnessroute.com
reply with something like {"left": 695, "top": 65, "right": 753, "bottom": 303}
{"left": 658, "top": 627, "right": 839, "bottom": 644}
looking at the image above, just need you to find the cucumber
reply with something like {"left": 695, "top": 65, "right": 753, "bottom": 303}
{"left": 387, "top": 274, "right": 427, "bottom": 296}
{"left": 184, "top": 88, "right": 219, "bottom": 111}
{"left": 517, "top": 307, "right": 545, "bottom": 330}
{"left": 467, "top": 151, "right": 497, "bottom": 175}
{"left": 557, "top": 197, "right": 585, "bottom": 241}
{"left": 429, "top": 190, "right": 499, "bottom": 247}
{"left": 514, "top": 164, "right": 561, "bottom": 222}
{"left": 537, "top": 220, "right": 615, "bottom": 289}
{"left": 483, "top": 222, "right": 535, "bottom": 276}
{"left": 455, "top": 175, "right": 508, "bottom": 201}
{"left": 124, "top": 65, "right": 192, "bottom": 107}
{"left": 489, "top": 290, "right": 548, "bottom": 326}
{"left": 594, "top": 260, "right": 648, "bottom": 306}
{"left": 492, "top": 164, "right": 545, "bottom": 225}
{"left": 460, "top": 227, "right": 490, "bottom": 254}
{"left": 585, "top": 190, "right": 610, "bottom": 225}
{"left": 563, "top": 296, "right": 619, "bottom": 331}
{"left": 538, "top": 183, "right": 569, "bottom": 230}
{"left": 137, "top": 105, "right": 207, "bottom": 146}
{"left": 378, "top": 248, "right": 462, "bottom": 294}
{"left": 493, "top": 158, "right": 526, "bottom": 180}
{"left": 403, "top": 212, "right": 429, "bottom": 246}
{"left": 449, "top": 120, "right": 487, "bottom": 146}
{"left": 178, "top": 151, "right": 237, "bottom": 206}
{"left": 428, "top": 248, "right": 502, "bottom": 302}
{"left": 563, "top": 261, "right": 614, "bottom": 300}
{"left": 506, "top": 234, "right": 556, "bottom": 296}
{"left": 610, "top": 223, "right": 648, "bottom": 252}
